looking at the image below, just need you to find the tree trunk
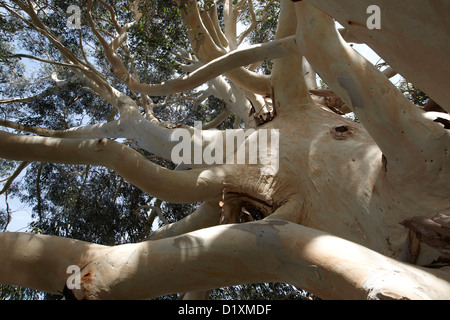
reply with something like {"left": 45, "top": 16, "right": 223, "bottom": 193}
{"left": 0, "top": 0, "right": 449, "bottom": 299}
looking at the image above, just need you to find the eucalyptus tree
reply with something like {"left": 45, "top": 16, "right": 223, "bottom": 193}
{"left": 0, "top": 0, "right": 449, "bottom": 300}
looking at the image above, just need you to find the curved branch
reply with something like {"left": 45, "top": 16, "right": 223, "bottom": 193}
{"left": 237, "top": 0, "right": 257, "bottom": 46}
{"left": 8, "top": 54, "right": 85, "bottom": 71}
{"left": 134, "top": 205, "right": 169, "bottom": 225}
{"left": 1, "top": 219, "right": 449, "bottom": 299}
{"left": 294, "top": 3, "right": 450, "bottom": 197}
{"left": 202, "top": 108, "right": 233, "bottom": 130}
{"left": 205, "top": 3, "right": 229, "bottom": 49}
{"left": 147, "top": 201, "right": 221, "bottom": 240}
{"left": 0, "top": 161, "right": 29, "bottom": 195}
{"left": 0, "top": 119, "right": 57, "bottom": 136}
{"left": 3, "top": 94, "right": 241, "bottom": 168}
{"left": 199, "top": 6, "right": 227, "bottom": 50}
{"left": 0, "top": 72, "right": 80, "bottom": 106}
{"left": 223, "top": 0, "right": 240, "bottom": 50}
{"left": 6, "top": 1, "right": 116, "bottom": 105}
{"left": 0, "top": 116, "right": 126, "bottom": 143}
{"left": 305, "top": 0, "right": 450, "bottom": 112}
{"left": 0, "top": 130, "right": 225, "bottom": 203}
{"left": 209, "top": 76, "right": 253, "bottom": 125}
{"left": 111, "top": 36, "right": 298, "bottom": 97}
{"left": 178, "top": 0, "right": 273, "bottom": 96}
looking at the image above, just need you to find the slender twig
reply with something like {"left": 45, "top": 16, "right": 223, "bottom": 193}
{"left": 133, "top": 204, "right": 169, "bottom": 225}
{"left": 112, "top": 177, "right": 124, "bottom": 205}
{"left": 36, "top": 162, "right": 43, "bottom": 221}
{"left": 0, "top": 161, "right": 30, "bottom": 195}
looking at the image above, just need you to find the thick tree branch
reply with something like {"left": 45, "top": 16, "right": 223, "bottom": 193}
{"left": 209, "top": 76, "right": 253, "bottom": 125}
{"left": 271, "top": 0, "right": 312, "bottom": 113}
{"left": 103, "top": 36, "right": 298, "bottom": 98}
{"left": 178, "top": 0, "right": 273, "bottom": 96}
{"left": 6, "top": 91, "right": 242, "bottom": 168}
{"left": 294, "top": 3, "right": 450, "bottom": 197}
{"left": 304, "top": 0, "right": 450, "bottom": 112}
{"left": 147, "top": 201, "right": 222, "bottom": 240}
{"left": 0, "top": 161, "right": 29, "bottom": 195}
{"left": 0, "top": 231, "right": 108, "bottom": 295}
{"left": 1, "top": 219, "right": 449, "bottom": 299}
{"left": 0, "top": 130, "right": 225, "bottom": 203}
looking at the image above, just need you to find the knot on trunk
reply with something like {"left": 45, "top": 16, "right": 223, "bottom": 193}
{"left": 330, "top": 125, "right": 355, "bottom": 140}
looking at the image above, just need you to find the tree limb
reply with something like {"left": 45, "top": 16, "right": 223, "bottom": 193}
{"left": 0, "top": 119, "right": 57, "bottom": 136}
{"left": 101, "top": 36, "right": 298, "bottom": 98}
{"left": 294, "top": 3, "right": 450, "bottom": 198}
{"left": 0, "top": 161, "right": 29, "bottom": 195}
{"left": 178, "top": 0, "right": 273, "bottom": 96}
{"left": 0, "top": 130, "right": 226, "bottom": 203}
{"left": 2, "top": 219, "right": 449, "bottom": 299}
{"left": 304, "top": 0, "right": 450, "bottom": 112}
{"left": 147, "top": 201, "right": 221, "bottom": 240}
{"left": 271, "top": 0, "right": 312, "bottom": 112}
{"left": 134, "top": 204, "right": 169, "bottom": 226}
{"left": 6, "top": 0, "right": 117, "bottom": 106}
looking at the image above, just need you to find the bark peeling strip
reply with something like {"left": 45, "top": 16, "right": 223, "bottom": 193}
{"left": 173, "top": 235, "right": 204, "bottom": 249}
{"left": 337, "top": 73, "right": 364, "bottom": 110}
{"left": 362, "top": 270, "right": 429, "bottom": 300}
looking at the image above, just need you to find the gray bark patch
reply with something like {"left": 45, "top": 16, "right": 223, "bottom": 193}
{"left": 337, "top": 72, "right": 364, "bottom": 109}
{"left": 230, "top": 220, "right": 288, "bottom": 249}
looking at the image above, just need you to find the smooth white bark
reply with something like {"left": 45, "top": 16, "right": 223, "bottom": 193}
{"left": 1, "top": 0, "right": 449, "bottom": 300}
{"left": 294, "top": 3, "right": 450, "bottom": 200}
{"left": 1, "top": 220, "right": 449, "bottom": 300}
{"left": 305, "top": 0, "right": 450, "bottom": 112}
{"left": 0, "top": 130, "right": 227, "bottom": 203}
